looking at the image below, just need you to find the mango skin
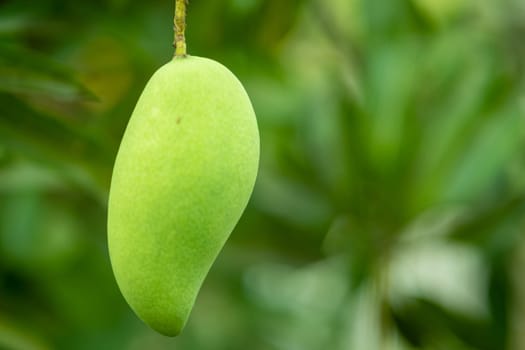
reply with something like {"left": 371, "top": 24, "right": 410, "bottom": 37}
{"left": 107, "top": 56, "right": 259, "bottom": 336}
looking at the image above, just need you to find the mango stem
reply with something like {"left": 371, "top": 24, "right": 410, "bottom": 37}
{"left": 174, "top": 0, "right": 188, "bottom": 57}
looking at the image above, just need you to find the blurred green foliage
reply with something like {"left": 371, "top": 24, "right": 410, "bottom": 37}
{"left": 1, "top": 0, "right": 525, "bottom": 349}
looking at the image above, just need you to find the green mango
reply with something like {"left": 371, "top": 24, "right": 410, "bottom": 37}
{"left": 107, "top": 56, "right": 259, "bottom": 336}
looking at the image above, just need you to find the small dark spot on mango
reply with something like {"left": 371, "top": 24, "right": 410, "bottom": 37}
{"left": 176, "top": 117, "right": 182, "bottom": 124}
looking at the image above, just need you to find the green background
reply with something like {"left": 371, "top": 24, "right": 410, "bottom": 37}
{"left": 1, "top": 0, "right": 525, "bottom": 349}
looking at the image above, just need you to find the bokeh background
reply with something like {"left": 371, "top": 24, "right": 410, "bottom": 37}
{"left": 1, "top": 0, "right": 525, "bottom": 349}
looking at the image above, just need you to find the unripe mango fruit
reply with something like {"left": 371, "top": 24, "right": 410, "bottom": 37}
{"left": 107, "top": 56, "right": 259, "bottom": 336}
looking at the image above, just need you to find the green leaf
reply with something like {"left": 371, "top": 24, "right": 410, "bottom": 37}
{"left": 392, "top": 298, "right": 501, "bottom": 350}
{"left": 0, "top": 44, "right": 96, "bottom": 102}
